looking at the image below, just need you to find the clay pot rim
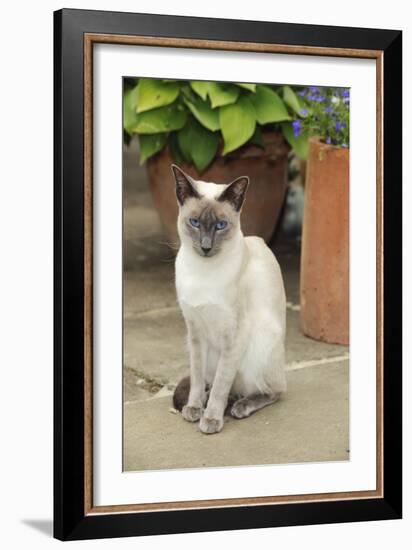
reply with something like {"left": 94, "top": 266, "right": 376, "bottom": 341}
{"left": 225, "top": 129, "right": 290, "bottom": 159}
{"left": 309, "top": 135, "right": 350, "bottom": 152}
{"left": 168, "top": 129, "right": 290, "bottom": 167}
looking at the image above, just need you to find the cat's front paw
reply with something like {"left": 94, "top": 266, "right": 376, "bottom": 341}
{"left": 182, "top": 405, "right": 203, "bottom": 422}
{"left": 199, "top": 415, "right": 224, "bottom": 434}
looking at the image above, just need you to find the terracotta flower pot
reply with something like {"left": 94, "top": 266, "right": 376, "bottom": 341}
{"left": 300, "top": 137, "right": 349, "bottom": 345}
{"left": 146, "top": 131, "right": 290, "bottom": 245}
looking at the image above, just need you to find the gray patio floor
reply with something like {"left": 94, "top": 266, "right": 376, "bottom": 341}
{"left": 123, "top": 138, "right": 349, "bottom": 472}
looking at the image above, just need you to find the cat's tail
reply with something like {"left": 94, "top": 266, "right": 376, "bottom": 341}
{"left": 172, "top": 377, "right": 235, "bottom": 415}
{"left": 172, "top": 376, "right": 190, "bottom": 411}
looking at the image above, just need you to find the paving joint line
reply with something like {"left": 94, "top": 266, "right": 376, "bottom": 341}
{"left": 124, "top": 354, "right": 349, "bottom": 405}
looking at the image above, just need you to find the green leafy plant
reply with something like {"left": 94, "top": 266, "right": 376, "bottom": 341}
{"left": 291, "top": 86, "right": 350, "bottom": 148}
{"left": 123, "top": 78, "right": 309, "bottom": 172}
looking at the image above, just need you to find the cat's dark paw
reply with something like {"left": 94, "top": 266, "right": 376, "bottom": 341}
{"left": 182, "top": 405, "right": 203, "bottom": 422}
{"left": 199, "top": 415, "right": 223, "bottom": 434}
{"left": 230, "top": 398, "right": 251, "bottom": 419}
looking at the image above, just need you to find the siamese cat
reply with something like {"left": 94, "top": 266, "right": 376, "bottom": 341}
{"left": 172, "top": 165, "right": 286, "bottom": 434}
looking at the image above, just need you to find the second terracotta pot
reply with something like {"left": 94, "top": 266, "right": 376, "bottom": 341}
{"left": 300, "top": 137, "right": 349, "bottom": 345}
{"left": 146, "top": 131, "right": 290, "bottom": 245}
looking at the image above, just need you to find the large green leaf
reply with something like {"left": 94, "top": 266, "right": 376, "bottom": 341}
{"left": 190, "top": 81, "right": 209, "bottom": 100}
{"left": 249, "top": 126, "right": 264, "bottom": 147}
{"left": 219, "top": 96, "right": 256, "bottom": 155}
{"left": 176, "top": 125, "right": 192, "bottom": 164}
{"left": 133, "top": 103, "right": 187, "bottom": 134}
{"left": 136, "top": 79, "right": 180, "bottom": 113}
{"left": 123, "top": 86, "right": 139, "bottom": 135}
{"left": 236, "top": 83, "right": 256, "bottom": 92}
{"left": 282, "top": 85, "right": 303, "bottom": 115}
{"left": 190, "top": 81, "right": 241, "bottom": 108}
{"left": 191, "top": 129, "right": 219, "bottom": 172}
{"left": 251, "top": 85, "right": 291, "bottom": 124}
{"left": 207, "top": 82, "right": 240, "bottom": 108}
{"left": 177, "top": 118, "right": 219, "bottom": 172}
{"left": 138, "top": 133, "right": 168, "bottom": 164}
{"left": 281, "top": 122, "right": 309, "bottom": 160}
{"left": 169, "top": 132, "right": 185, "bottom": 164}
{"left": 183, "top": 96, "right": 220, "bottom": 131}
{"left": 181, "top": 83, "right": 195, "bottom": 101}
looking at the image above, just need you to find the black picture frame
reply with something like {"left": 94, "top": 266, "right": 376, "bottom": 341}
{"left": 54, "top": 8, "right": 402, "bottom": 541}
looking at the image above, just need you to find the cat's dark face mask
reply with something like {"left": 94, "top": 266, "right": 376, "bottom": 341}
{"left": 172, "top": 164, "right": 249, "bottom": 258}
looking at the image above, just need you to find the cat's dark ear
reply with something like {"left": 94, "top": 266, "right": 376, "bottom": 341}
{"left": 171, "top": 164, "right": 200, "bottom": 206}
{"left": 218, "top": 176, "right": 249, "bottom": 212}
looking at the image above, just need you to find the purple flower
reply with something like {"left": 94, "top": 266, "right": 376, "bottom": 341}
{"left": 325, "top": 136, "right": 332, "bottom": 144}
{"left": 341, "top": 90, "right": 350, "bottom": 98}
{"left": 307, "top": 94, "right": 317, "bottom": 101}
{"left": 298, "top": 89, "right": 306, "bottom": 97}
{"left": 292, "top": 120, "right": 302, "bottom": 137}
{"left": 309, "top": 86, "right": 319, "bottom": 94}
{"left": 335, "top": 121, "right": 346, "bottom": 132}
{"left": 300, "top": 108, "right": 309, "bottom": 116}
{"left": 315, "top": 95, "right": 326, "bottom": 102}
{"left": 325, "top": 105, "right": 333, "bottom": 114}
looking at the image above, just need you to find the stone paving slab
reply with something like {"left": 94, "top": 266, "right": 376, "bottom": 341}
{"left": 124, "top": 367, "right": 165, "bottom": 402}
{"left": 124, "top": 240, "right": 301, "bottom": 312}
{"left": 124, "top": 257, "right": 176, "bottom": 318}
{"left": 123, "top": 360, "right": 349, "bottom": 471}
{"left": 124, "top": 305, "right": 347, "bottom": 389}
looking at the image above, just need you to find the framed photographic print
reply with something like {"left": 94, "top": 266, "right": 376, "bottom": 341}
{"left": 54, "top": 8, "right": 402, "bottom": 541}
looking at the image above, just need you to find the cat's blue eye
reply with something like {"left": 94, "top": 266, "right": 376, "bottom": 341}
{"left": 189, "top": 218, "right": 200, "bottom": 228}
{"left": 216, "top": 220, "right": 228, "bottom": 230}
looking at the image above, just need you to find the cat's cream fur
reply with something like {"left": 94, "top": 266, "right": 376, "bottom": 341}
{"left": 172, "top": 165, "right": 286, "bottom": 434}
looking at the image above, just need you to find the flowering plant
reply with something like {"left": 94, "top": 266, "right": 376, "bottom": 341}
{"left": 292, "top": 87, "right": 350, "bottom": 149}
